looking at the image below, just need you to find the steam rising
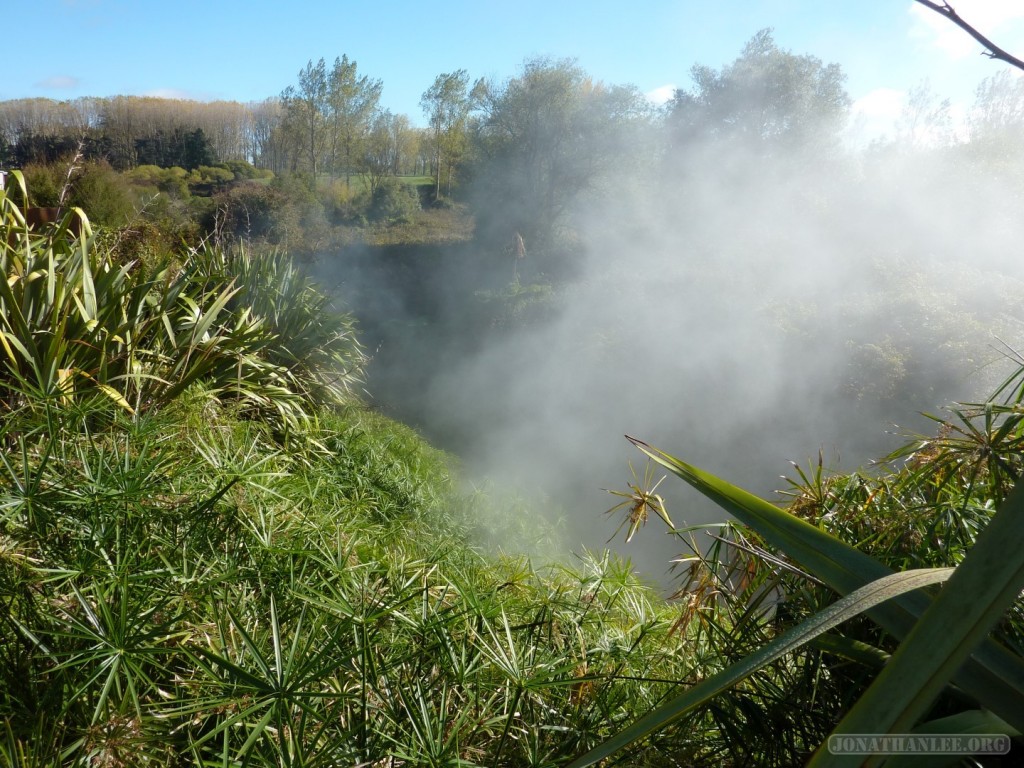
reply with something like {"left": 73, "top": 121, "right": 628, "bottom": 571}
{"left": 323, "top": 43, "right": 1024, "bottom": 585}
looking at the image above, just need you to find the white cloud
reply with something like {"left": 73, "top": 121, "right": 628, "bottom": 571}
{"left": 909, "top": 0, "right": 1024, "bottom": 59}
{"left": 144, "top": 87, "right": 201, "bottom": 100}
{"left": 35, "top": 75, "right": 80, "bottom": 90}
{"left": 853, "top": 87, "right": 906, "bottom": 118}
{"left": 645, "top": 84, "right": 676, "bottom": 106}
{"left": 847, "top": 87, "right": 906, "bottom": 143}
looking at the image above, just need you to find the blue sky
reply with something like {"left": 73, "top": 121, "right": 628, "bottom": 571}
{"left": 7, "top": 0, "right": 1024, "bottom": 137}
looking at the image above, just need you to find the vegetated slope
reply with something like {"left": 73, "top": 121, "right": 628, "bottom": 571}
{"left": 0, "top": 188, "right": 706, "bottom": 766}
{"left": 4, "top": 179, "right": 1022, "bottom": 767}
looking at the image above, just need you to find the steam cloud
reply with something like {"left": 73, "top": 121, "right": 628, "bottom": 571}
{"left": 322, "top": 56, "right": 1024, "bottom": 587}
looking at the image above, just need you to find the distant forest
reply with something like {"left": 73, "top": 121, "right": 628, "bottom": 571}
{"left": 5, "top": 32, "right": 1024, "bottom": 259}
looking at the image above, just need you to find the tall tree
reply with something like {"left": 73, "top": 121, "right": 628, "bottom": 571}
{"left": 420, "top": 70, "right": 473, "bottom": 198}
{"left": 281, "top": 58, "right": 329, "bottom": 184}
{"left": 897, "top": 80, "right": 953, "bottom": 148}
{"left": 363, "top": 110, "right": 420, "bottom": 193}
{"left": 248, "top": 98, "right": 286, "bottom": 172}
{"left": 668, "top": 29, "right": 849, "bottom": 153}
{"left": 387, "top": 112, "right": 420, "bottom": 175}
{"left": 364, "top": 110, "right": 397, "bottom": 196}
{"left": 470, "top": 58, "right": 650, "bottom": 256}
{"left": 326, "top": 55, "right": 382, "bottom": 189}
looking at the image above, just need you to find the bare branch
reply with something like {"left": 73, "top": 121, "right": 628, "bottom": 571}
{"left": 914, "top": 0, "right": 1024, "bottom": 73}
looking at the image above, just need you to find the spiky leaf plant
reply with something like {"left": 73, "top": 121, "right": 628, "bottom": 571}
{"left": 0, "top": 384, "right": 697, "bottom": 765}
{"left": 572, "top": 357, "right": 1024, "bottom": 766}
{"left": 0, "top": 173, "right": 365, "bottom": 429}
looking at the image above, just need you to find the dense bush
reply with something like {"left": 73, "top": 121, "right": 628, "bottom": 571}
{"left": 209, "top": 180, "right": 298, "bottom": 243}
{"left": 66, "top": 160, "right": 137, "bottom": 226}
{"left": 125, "top": 164, "right": 191, "bottom": 199}
{"left": 370, "top": 176, "right": 421, "bottom": 223}
{"left": 0, "top": 175, "right": 364, "bottom": 426}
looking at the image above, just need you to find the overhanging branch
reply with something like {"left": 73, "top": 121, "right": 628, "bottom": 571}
{"left": 915, "top": 0, "right": 1024, "bottom": 73}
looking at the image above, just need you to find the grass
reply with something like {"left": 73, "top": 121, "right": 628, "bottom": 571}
{"left": 364, "top": 201, "right": 475, "bottom": 246}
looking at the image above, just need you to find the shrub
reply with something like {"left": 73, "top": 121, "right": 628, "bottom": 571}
{"left": 126, "top": 164, "right": 191, "bottom": 199}
{"left": 189, "top": 164, "right": 234, "bottom": 187}
{"left": 369, "top": 176, "right": 421, "bottom": 224}
{"left": 18, "top": 163, "right": 62, "bottom": 207}
{"left": 0, "top": 174, "right": 365, "bottom": 426}
{"left": 221, "top": 158, "right": 262, "bottom": 180}
{"left": 67, "top": 160, "right": 136, "bottom": 227}
{"left": 210, "top": 180, "right": 297, "bottom": 244}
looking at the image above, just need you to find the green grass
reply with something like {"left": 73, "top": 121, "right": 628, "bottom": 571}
{"left": 364, "top": 201, "right": 475, "bottom": 246}
{"left": 317, "top": 173, "right": 433, "bottom": 195}
{"left": 0, "top": 393, "right": 700, "bottom": 766}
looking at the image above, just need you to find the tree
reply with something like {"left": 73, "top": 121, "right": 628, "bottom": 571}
{"left": 364, "top": 110, "right": 401, "bottom": 196}
{"left": 896, "top": 80, "right": 953, "bottom": 148}
{"left": 281, "top": 58, "right": 329, "bottom": 185}
{"left": 248, "top": 98, "right": 286, "bottom": 173}
{"left": 668, "top": 29, "right": 849, "bottom": 152}
{"left": 969, "top": 70, "right": 1024, "bottom": 144}
{"left": 420, "top": 70, "right": 473, "bottom": 198}
{"left": 326, "top": 55, "right": 382, "bottom": 189}
{"left": 99, "top": 95, "right": 140, "bottom": 169}
{"left": 386, "top": 112, "right": 420, "bottom": 175}
{"left": 470, "top": 58, "right": 651, "bottom": 258}
{"left": 134, "top": 126, "right": 215, "bottom": 169}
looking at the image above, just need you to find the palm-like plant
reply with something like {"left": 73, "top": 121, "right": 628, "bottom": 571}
{"left": 0, "top": 173, "right": 365, "bottom": 430}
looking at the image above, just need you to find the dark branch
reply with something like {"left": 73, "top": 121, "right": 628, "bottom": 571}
{"left": 914, "top": 0, "right": 1024, "bottom": 73}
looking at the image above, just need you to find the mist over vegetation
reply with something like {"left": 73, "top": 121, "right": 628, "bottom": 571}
{"left": 5, "top": 29, "right": 1020, "bottom": 570}
{"left": 4, "top": 19, "right": 1024, "bottom": 764}
{"left": 313, "top": 32, "right": 1024, "bottom": 572}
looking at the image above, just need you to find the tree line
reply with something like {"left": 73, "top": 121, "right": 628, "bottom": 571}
{"left": 5, "top": 32, "right": 1024, "bottom": 260}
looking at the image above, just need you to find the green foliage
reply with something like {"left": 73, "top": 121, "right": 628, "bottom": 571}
{"left": 17, "top": 163, "right": 63, "bottom": 208}
{"left": 369, "top": 176, "right": 421, "bottom": 224}
{"left": 0, "top": 393, "right": 694, "bottom": 766}
{"left": 220, "top": 159, "right": 272, "bottom": 181}
{"left": 0, "top": 176, "right": 364, "bottom": 427}
{"left": 670, "top": 28, "right": 849, "bottom": 150}
{"left": 576, "top": 360, "right": 1024, "bottom": 765}
{"left": 134, "top": 125, "right": 215, "bottom": 170}
{"left": 421, "top": 70, "right": 473, "bottom": 198}
{"left": 66, "top": 160, "right": 136, "bottom": 227}
{"left": 0, "top": 177, "right": 699, "bottom": 765}
{"left": 475, "top": 277, "right": 555, "bottom": 329}
{"left": 190, "top": 164, "right": 234, "bottom": 187}
{"left": 470, "top": 57, "right": 652, "bottom": 259}
{"left": 125, "top": 164, "right": 191, "bottom": 199}
{"left": 210, "top": 180, "right": 299, "bottom": 244}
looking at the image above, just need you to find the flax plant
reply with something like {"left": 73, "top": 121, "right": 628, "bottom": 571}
{"left": 572, "top": 357, "right": 1024, "bottom": 766}
{"left": 0, "top": 174, "right": 365, "bottom": 429}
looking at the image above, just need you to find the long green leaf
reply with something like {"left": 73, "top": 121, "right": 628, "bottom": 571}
{"left": 630, "top": 438, "right": 1024, "bottom": 731}
{"left": 883, "top": 711, "right": 1019, "bottom": 768}
{"left": 810, "top": 477, "right": 1024, "bottom": 766}
{"left": 80, "top": 238, "right": 97, "bottom": 321}
{"left": 567, "top": 568, "right": 953, "bottom": 768}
